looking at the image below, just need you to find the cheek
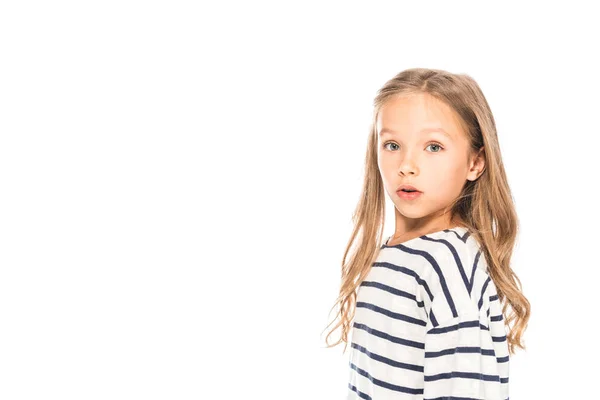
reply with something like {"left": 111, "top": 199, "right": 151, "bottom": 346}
{"left": 436, "top": 163, "right": 467, "bottom": 191}
{"left": 377, "top": 153, "right": 392, "bottom": 177}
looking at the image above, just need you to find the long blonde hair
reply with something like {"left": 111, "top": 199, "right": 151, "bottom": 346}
{"left": 322, "top": 67, "right": 530, "bottom": 356}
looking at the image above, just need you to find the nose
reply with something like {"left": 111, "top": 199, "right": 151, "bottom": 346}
{"left": 397, "top": 155, "right": 418, "bottom": 176}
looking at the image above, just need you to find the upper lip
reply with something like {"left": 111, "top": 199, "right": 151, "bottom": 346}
{"left": 396, "top": 184, "right": 421, "bottom": 192}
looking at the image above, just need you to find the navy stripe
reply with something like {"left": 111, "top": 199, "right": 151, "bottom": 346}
{"left": 349, "top": 362, "right": 424, "bottom": 394}
{"left": 491, "top": 314, "right": 503, "bottom": 322}
{"left": 397, "top": 244, "right": 458, "bottom": 318}
{"left": 469, "top": 250, "right": 482, "bottom": 295}
{"left": 373, "top": 262, "right": 434, "bottom": 301}
{"left": 497, "top": 355, "right": 509, "bottom": 363}
{"left": 478, "top": 276, "right": 491, "bottom": 310}
{"left": 446, "top": 228, "right": 470, "bottom": 243}
{"left": 359, "top": 281, "right": 425, "bottom": 307}
{"left": 490, "top": 294, "right": 498, "bottom": 301}
{"left": 430, "top": 309, "right": 438, "bottom": 327}
{"left": 425, "top": 346, "right": 496, "bottom": 358}
{"left": 425, "top": 370, "right": 500, "bottom": 382}
{"left": 493, "top": 335, "right": 507, "bottom": 342}
{"left": 348, "top": 383, "right": 372, "bottom": 400}
{"left": 500, "top": 376, "right": 509, "bottom": 383}
{"left": 423, "top": 235, "right": 471, "bottom": 298}
{"left": 427, "top": 319, "right": 479, "bottom": 334}
{"left": 357, "top": 301, "right": 427, "bottom": 326}
{"left": 352, "top": 322, "right": 425, "bottom": 349}
{"left": 351, "top": 342, "right": 424, "bottom": 372}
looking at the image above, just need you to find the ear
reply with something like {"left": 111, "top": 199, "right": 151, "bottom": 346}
{"left": 467, "top": 146, "right": 485, "bottom": 181}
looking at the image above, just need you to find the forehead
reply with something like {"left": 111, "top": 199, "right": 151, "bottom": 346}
{"left": 376, "top": 93, "right": 465, "bottom": 139}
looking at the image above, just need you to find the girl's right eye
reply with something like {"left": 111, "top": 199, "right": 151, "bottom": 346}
{"left": 383, "top": 142, "right": 399, "bottom": 151}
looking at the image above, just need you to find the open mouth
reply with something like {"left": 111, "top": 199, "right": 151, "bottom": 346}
{"left": 397, "top": 189, "right": 422, "bottom": 199}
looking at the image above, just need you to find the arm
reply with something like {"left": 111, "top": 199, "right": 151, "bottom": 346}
{"left": 422, "top": 311, "right": 506, "bottom": 400}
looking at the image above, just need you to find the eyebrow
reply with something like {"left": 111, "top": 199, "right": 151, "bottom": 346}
{"left": 378, "top": 127, "right": 452, "bottom": 139}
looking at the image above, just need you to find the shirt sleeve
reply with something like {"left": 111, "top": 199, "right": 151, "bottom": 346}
{"left": 422, "top": 311, "right": 506, "bottom": 400}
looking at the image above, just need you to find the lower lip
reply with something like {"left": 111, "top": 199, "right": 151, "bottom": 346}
{"left": 397, "top": 190, "right": 422, "bottom": 200}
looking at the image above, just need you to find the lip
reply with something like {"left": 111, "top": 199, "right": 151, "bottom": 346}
{"left": 396, "top": 190, "right": 423, "bottom": 200}
{"left": 397, "top": 184, "right": 420, "bottom": 192}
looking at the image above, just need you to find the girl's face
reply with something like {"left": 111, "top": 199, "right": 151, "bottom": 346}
{"left": 376, "top": 92, "right": 484, "bottom": 228}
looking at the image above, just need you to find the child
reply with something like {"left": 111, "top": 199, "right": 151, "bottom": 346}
{"left": 322, "top": 68, "right": 530, "bottom": 399}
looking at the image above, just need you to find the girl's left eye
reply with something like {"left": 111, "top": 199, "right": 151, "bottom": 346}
{"left": 426, "top": 143, "right": 444, "bottom": 152}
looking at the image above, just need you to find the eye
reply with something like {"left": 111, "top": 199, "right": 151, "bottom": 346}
{"left": 383, "top": 142, "right": 399, "bottom": 151}
{"left": 426, "top": 143, "right": 444, "bottom": 152}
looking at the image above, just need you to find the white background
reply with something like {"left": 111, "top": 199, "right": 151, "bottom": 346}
{"left": 1, "top": 1, "right": 598, "bottom": 399}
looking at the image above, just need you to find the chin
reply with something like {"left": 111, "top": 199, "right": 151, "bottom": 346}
{"left": 393, "top": 204, "right": 427, "bottom": 218}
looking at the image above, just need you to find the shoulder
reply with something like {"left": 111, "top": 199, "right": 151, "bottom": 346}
{"left": 416, "top": 227, "right": 495, "bottom": 328}
{"left": 415, "top": 227, "right": 484, "bottom": 284}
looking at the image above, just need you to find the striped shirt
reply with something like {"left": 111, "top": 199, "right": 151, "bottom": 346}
{"left": 347, "top": 226, "right": 509, "bottom": 400}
